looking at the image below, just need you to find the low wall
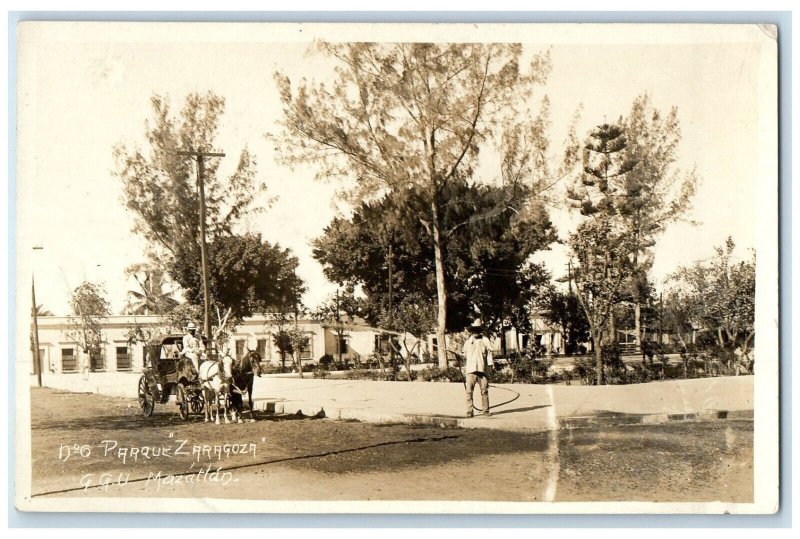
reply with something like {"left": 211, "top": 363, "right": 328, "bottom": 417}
{"left": 32, "top": 370, "right": 143, "bottom": 399}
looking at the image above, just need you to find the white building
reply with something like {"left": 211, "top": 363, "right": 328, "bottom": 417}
{"left": 30, "top": 314, "right": 407, "bottom": 376}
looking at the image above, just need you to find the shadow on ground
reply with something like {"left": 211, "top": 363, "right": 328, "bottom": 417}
{"left": 32, "top": 407, "right": 322, "bottom": 432}
{"left": 489, "top": 404, "right": 551, "bottom": 416}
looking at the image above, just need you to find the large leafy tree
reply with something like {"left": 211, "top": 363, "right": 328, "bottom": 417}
{"left": 64, "top": 282, "right": 112, "bottom": 368}
{"left": 661, "top": 288, "right": 696, "bottom": 350}
{"left": 274, "top": 42, "right": 551, "bottom": 368}
{"left": 569, "top": 221, "right": 636, "bottom": 383}
{"left": 115, "top": 92, "right": 265, "bottom": 263}
{"left": 311, "top": 191, "right": 429, "bottom": 325}
{"left": 172, "top": 233, "right": 304, "bottom": 331}
{"left": 566, "top": 124, "right": 638, "bottom": 383}
{"left": 669, "top": 237, "right": 755, "bottom": 357}
{"left": 386, "top": 292, "right": 438, "bottom": 373}
{"left": 312, "top": 182, "right": 555, "bottom": 338}
{"left": 114, "top": 93, "right": 304, "bottom": 339}
{"left": 619, "top": 95, "right": 699, "bottom": 348}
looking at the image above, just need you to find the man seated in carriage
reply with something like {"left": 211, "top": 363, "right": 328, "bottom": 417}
{"left": 181, "top": 322, "right": 206, "bottom": 378}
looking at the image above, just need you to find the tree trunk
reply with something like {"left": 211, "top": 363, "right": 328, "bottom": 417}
{"left": 609, "top": 310, "right": 617, "bottom": 347}
{"left": 337, "top": 329, "right": 343, "bottom": 365}
{"left": 295, "top": 351, "right": 303, "bottom": 379}
{"left": 431, "top": 202, "right": 448, "bottom": 369}
{"left": 594, "top": 331, "right": 604, "bottom": 385}
{"left": 402, "top": 339, "right": 415, "bottom": 381}
{"left": 743, "top": 330, "right": 755, "bottom": 355}
{"left": 634, "top": 302, "right": 641, "bottom": 354}
{"left": 376, "top": 353, "right": 387, "bottom": 378}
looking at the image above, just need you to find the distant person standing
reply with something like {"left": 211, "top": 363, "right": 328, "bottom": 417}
{"left": 462, "top": 319, "right": 494, "bottom": 418}
{"left": 81, "top": 349, "right": 91, "bottom": 381}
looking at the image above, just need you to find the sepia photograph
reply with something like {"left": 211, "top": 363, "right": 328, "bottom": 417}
{"left": 13, "top": 21, "right": 779, "bottom": 514}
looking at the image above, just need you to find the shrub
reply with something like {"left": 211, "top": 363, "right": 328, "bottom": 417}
{"left": 418, "top": 366, "right": 462, "bottom": 382}
{"left": 344, "top": 368, "right": 379, "bottom": 380}
{"left": 318, "top": 354, "right": 334, "bottom": 369}
{"left": 504, "top": 347, "right": 553, "bottom": 384}
{"left": 572, "top": 357, "right": 597, "bottom": 385}
{"left": 395, "top": 370, "right": 417, "bottom": 382}
{"left": 488, "top": 368, "right": 513, "bottom": 384}
{"left": 312, "top": 366, "right": 329, "bottom": 379}
{"left": 443, "top": 366, "right": 464, "bottom": 383}
{"left": 262, "top": 363, "right": 289, "bottom": 374}
{"left": 624, "top": 364, "right": 653, "bottom": 384}
{"left": 641, "top": 340, "right": 656, "bottom": 364}
{"left": 601, "top": 343, "right": 625, "bottom": 372}
{"left": 709, "top": 346, "right": 736, "bottom": 369}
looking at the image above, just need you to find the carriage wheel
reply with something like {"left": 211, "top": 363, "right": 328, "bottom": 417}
{"left": 138, "top": 376, "right": 155, "bottom": 417}
{"left": 176, "top": 383, "right": 189, "bottom": 421}
{"left": 190, "top": 394, "right": 204, "bottom": 415}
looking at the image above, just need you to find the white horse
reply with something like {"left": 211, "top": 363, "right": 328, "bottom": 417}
{"left": 198, "top": 355, "right": 239, "bottom": 424}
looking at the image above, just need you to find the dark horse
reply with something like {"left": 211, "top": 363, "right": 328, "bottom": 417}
{"left": 228, "top": 349, "right": 263, "bottom": 422}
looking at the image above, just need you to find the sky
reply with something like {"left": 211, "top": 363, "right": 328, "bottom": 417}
{"left": 15, "top": 23, "right": 774, "bottom": 316}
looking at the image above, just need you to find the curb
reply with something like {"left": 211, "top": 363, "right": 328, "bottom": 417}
{"left": 256, "top": 399, "right": 753, "bottom": 431}
{"left": 557, "top": 409, "right": 753, "bottom": 430}
{"left": 257, "top": 401, "right": 462, "bottom": 427}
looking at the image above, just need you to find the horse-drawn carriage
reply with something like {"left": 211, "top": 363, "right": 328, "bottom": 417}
{"left": 138, "top": 334, "right": 204, "bottom": 419}
{"left": 137, "top": 334, "right": 262, "bottom": 423}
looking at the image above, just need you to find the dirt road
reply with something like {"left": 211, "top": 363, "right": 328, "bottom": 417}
{"left": 25, "top": 388, "right": 752, "bottom": 503}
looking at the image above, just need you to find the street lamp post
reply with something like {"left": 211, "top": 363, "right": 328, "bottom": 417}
{"left": 32, "top": 246, "right": 43, "bottom": 387}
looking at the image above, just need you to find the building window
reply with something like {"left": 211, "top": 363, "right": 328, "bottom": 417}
{"left": 338, "top": 336, "right": 349, "bottom": 355}
{"left": 91, "top": 347, "right": 106, "bottom": 371}
{"left": 61, "top": 348, "right": 77, "bottom": 372}
{"left": 116, "top": 346, "right": 131, "bottom": 371}
{"left": 299, "top": 334, "right": 312, "bottom": 360}
{"left": 374, "top": 335, "right": 392, "bottom": 355}
{"left": 256, "top": 338, "right": 268, "bottom": 360}
{"left": 235, "top": 339, "right": 246, "bottom": 360}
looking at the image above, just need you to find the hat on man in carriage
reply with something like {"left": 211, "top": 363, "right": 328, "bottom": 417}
{"left": 185, "top": 321, "right": 198, "bottom": 333}
{"left": 468, "top": 318, "right": 484, "bottom": 334}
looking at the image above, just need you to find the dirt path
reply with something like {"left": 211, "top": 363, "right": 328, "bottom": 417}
{"left": 25, "top": 388, "right": 752, "bottom": 503}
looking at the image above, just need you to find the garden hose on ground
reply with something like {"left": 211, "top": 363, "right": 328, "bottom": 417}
{"left": 446, "top": 349, "right": 520, "bottom": 414}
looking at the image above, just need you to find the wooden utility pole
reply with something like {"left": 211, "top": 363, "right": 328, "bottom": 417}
{"left": 387, "top": 240, "right": 393, "bottom": 321}
{"left": 293, "top": 266, "right": 303, "bottom": 378}
{"left": 659, "top": 291, "right": 664, "bottom": 356}
{"left": 387, "top": 239, "right": 395, "bottom": 375}
{"left": 31, "top": 276, "right": 42, "bottom": 387}
{"left": 178, "top": 149, "right": 225, "bottom": 356}
{"left": 31, "top": 245, "right": 44, "bottom": 387}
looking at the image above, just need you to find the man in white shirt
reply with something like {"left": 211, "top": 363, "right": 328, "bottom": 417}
{"left": 462, "top": 319, "right": 494, "bottom": 417}
{"left": 182, "top": 322, "right": 205, "bottom": 376}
